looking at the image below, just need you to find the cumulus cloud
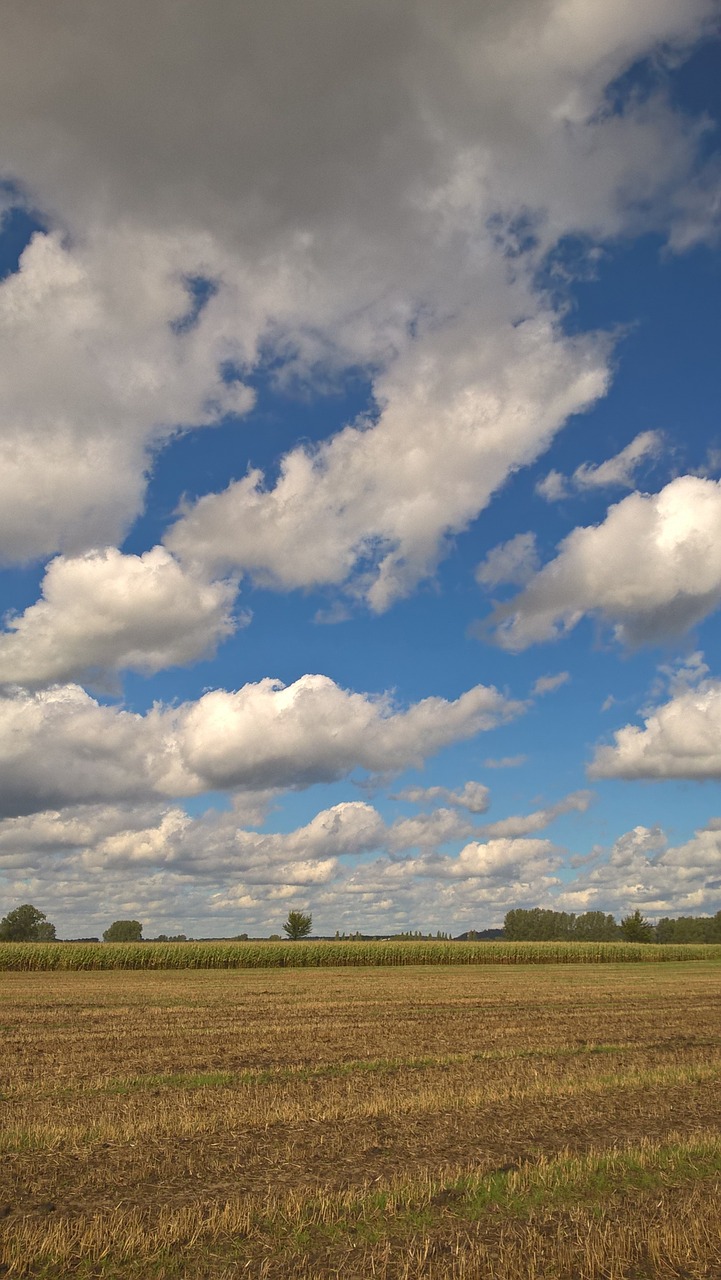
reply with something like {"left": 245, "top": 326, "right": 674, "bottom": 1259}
{"left": 178, "top": 676, "right": 523, "bottom": 790}
{"left": 589, "top": 677, "right": 721, "bottom": 779}
{"left": 482, "top": 476, "right": 721, "bottom": 650}
{"left": 653, "top": 650, "right": 709, "bottom": 697}
{"left": 88, "top": 799, "right": 386, "bottom": 880}
{"left": 0, "top": 676, "right": 523, "bottom": 817}
{"left": 451, "top": 837, "right": 560, "bottom": 882}
{"left": 0, "top": 229, "right": 256, "bottom": 563}
{"left": 387, "top": 788, "right": 590, "bottom": 849}
{"left": 0, "top": 547, "right": 239, "bottom": 688}
{"left": 0, "top": 799, "right": 387, "bottom": 934}
{"left": 571, "top": 430, "right": 664, "bottom": 490}
{"left": 536, "top": 430, "right": 663, "bottom": 500}
{"left": 394, "top": 781, "right": 490, "bottom": 813}
{"left": 0, "top": 687, "right": 189, "bottom": 819}
{"left": 1, "top": 3, "right": 720, "bottom": 937}
{"left": 4, "top": 790, "right": 718, "bottom": 940}
{"left": 388, "top": 808, "right": 477, "bottom": 852}
{"left": 476, "top": 532, "right": 540, "bottom": 589}
{"left": 535, "top": 470, "right": 570, "bottom": 502}
{"left": 472, "top": 790, "right": 593, "bottom": 839}
{"left": 167, "top": 312, "right": 608, "bottom": 610}
{"left": 3, "top": 0, "right": 714, "bottom": 256}
{"left": 0, "top": 2, "right": 712, "bottom": 590}
{"left": 558, "top": 821, "right": 721, "bottom": 917}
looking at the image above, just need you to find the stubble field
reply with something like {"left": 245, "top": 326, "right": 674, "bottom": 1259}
{"left": 2, "top": 962, "right": 721, "bottom": 1278}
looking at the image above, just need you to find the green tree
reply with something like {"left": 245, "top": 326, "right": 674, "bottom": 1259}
{"left": 0, "top": 904, "right": 56, "bottom": 941}
{"left": 619, "top": 909, "right": 655, "bottom": 943}
{"left": 283, "top": 910, "right": 312, "bottom": 940}
{"left": 504, "top": 908, "right": 576, "bottom": 941}
{"left": 34, "top": 921, "right": 57, "bottom": 940}
{"left": 103, "top": 919, "right": 143, "bottom": 942}
{"left": 572, "top": 911, "right": 620, "bottom": 941}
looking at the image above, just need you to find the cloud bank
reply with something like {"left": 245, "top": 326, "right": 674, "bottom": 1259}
{"left": 0, "top": 676, "right": 523, "bottom": 818}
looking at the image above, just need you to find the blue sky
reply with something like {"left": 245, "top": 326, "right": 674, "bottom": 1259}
{"left": 0, "top": 2, "right": 720, "bottom": 938}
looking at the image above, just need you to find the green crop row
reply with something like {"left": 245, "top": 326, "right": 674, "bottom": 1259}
{"left": 1, "top": 939, "right": 721, "bottom": 970}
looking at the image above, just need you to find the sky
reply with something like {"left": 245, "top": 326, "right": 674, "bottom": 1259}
{"left": 1, "top": 1, "right": 721, "bottom": 939}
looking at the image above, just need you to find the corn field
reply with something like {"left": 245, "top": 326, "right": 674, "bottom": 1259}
{"left": 1, "top": 939, "right": 721, "bottom": 970}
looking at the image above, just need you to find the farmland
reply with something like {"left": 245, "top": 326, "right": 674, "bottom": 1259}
{"left": 2, "top": 961, "right": 721, "bottom": 1278}
{"left": 3, "top": 939, "right": 721, "bottom": 969}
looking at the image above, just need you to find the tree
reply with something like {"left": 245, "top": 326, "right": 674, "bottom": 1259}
{"left": 103, "top": 920, "right": 143, "bottom": 942}
{"left": 620, "top": 909, "right": 655, "bottom": 943}
{"left": 0, "top": 904, "right": 56, "bottom": 941}
{"left": 35, "top": 921, "right": 57, "bottom": 940}
{"left": 504, "top": 908, "right": 576, "bottom": 941}
{"left": 283, "top": 910, "right": 312, "bottom": 940}
{"left": 572, "top": 911, "right": 620, "bottom": 942}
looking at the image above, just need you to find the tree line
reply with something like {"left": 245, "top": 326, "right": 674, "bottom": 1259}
{"left": 504, "top": 907, "right": 721, "bottom": 943}
{"left": 3, "top": 903, "right": 721, "bottom": 944}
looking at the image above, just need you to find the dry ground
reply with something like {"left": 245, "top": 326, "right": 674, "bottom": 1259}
{"left": 1, "top": 963, "right": 721, "bottom": 1277}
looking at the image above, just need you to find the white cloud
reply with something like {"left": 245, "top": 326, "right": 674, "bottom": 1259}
{"left": 452, "top": 837, "right": 560, "bottom": 881}
{"left": 0, "top": 547, "right": 239, "bottom": 688}
{"left": 0, "top": 675, "right": 523, "bottom": 817}
{"left": 0, "top": 799, "right": 387, "bottom": 934}
{"left": 589, "top": 677, "right": 721, "bottom": 780}
{"left": 558, "top": 821, "right": 721, "bottom": 917}
{"left": 388, "top": 808, "right": 476, "bottom": 851}
{"left": 535, "top": 469, "right": 569, "bottom": 502}
{"left": 89, "top": 799, "right": 386, "bottom": 879}
{"left": 0, "top": 803, "right": 172, "bottom": 869}
{"left": 178, "top": 675, "right": 523, "bottom": 790}
{"left": 4, "top": 792, "right": 718, "bottom": 940}
{"left": 484, "top": 476, "right": 721, "bottom": 650}
{"left": 572, "top": 430, "right": 664, "bottom": 490}
{"left": 0, "top": 229, "right": 256, "bottom": 563}
{"left": 532, "top": 671, "right": 570, "bottom": 696}
{"left": 536, "top": 430, "right": 663, "bottom": 500}
{"left": 476, "top": 532, "right": 540, "bottom": 589}
{"left": 0, "top": 686, "right": 190, "bottom": 819}
{"left": 167, "top": 312, "right": 608, "bottom": 610}
{"left": 388, "top": 788, "right": 591, "bottom": 850}
{"left": 394, "top": 781, "right": 490, "bottom": 813}
{"left": 473, "top": 789, "right": 593, "bottom": 839}
{"left": 653, "top": 649, "right": 709, "bottom": 697}
{"left": 0, "top": 2, "right": 711, "bottom": 590}
{"left": 483, "top": 755, "right": 527, "bottom": 769}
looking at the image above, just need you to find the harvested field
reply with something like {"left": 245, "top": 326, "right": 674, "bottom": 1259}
{"left": 2, "top": 962, "right": 721, "bottom": 1277}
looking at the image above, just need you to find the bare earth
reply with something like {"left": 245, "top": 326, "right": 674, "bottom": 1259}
{"left": 2, "top": 962, "right": 721, "bottom": 1278}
